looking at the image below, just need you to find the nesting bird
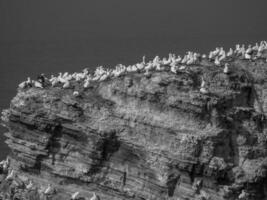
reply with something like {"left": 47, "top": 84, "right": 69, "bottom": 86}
{"left": 200, "top": 77, "right": 209, "bottom": 94}
{"left": 90, "top": 192, "right": 100, "bottom": 200}
{"left": 44, "top": 184, "right": 54, "bottom": 195}
{"left": 26, "top": 180, "right": 33, "bottom": 190}
{"left": 223, "top": 63, "right": 230, "bottom": 74}
{"left": 71, "top": 191, "right": 80, "bottom": 200}
{"left": 5, "top": 169, "right": 15, "bottom": 180}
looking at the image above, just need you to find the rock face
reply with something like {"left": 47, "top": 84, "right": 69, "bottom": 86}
{"left": 1, "top": 54, "right": 267, "bottom": 200}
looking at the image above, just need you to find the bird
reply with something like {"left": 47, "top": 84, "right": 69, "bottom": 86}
{"left": 73, "top": 91, "right": 79, "bottom": 97}
{"left": 71, "top": 191, "right": 80, "bottom": 200}
{"left": 37, "top": 74, "right": 46, "bottom": 83}
{"left": 44, "top": 184, "right": 53, "bottom": 195}
{"left": 18, "top": 81, "right": 27, "bottom": 89}
{"left": 83, "top": 80, "right": 90, "bottom": 88}
{"left": 34, "top": 81, "right": 43, "bottom": 88}
{"left": 63, "top": 81, "right": 71, "bottom": 89}
{"left": 179, "top": 65, "right": 186, "bottom": 70}
{"left": 90, "top": 192, "right": 100, "bottom": 200}
{"left": 214, "top": 57, "right": 221, "bottom": 66}
{"left": 227, "top": 48, "right": 234, "bottom": 57}
{"left": 26, "top": 180, "right": 33, "bottom": 190}
{"left": 5, "top": 169, "right": 15, "bottom": 180}
{"left": 223, "top": 63, "right": 230, "bottom": 74}
{"left": 200, "top": 78, "right": 209, "bottom": 94}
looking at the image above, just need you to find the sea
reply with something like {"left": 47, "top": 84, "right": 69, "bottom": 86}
{"left": 0, "top": 35, "right": 265, "bottom": 160}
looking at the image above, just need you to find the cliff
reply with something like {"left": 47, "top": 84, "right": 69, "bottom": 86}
{"left": 1, "top": 46, "right": 267, "bottom": 200}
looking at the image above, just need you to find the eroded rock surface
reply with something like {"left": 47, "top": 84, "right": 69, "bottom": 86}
{"left": 1, "top": 55, "right": 267, "bottom": 200}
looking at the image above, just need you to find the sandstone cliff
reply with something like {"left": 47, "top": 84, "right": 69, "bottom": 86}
{"left": 1, "top": 48, "right": 267, "bottom": 200}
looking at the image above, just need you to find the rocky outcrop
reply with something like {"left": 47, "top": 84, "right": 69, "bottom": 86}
{"left": 1, "top": 51, "right": 267, "bottom": 200}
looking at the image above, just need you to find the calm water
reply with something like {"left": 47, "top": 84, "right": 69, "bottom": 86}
{"left": 0, "top": 35, "right": 266, "bottom": 159}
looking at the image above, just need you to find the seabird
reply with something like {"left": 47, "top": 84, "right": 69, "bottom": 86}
{"left": 179, "top": 65, "right": 186, "bottom": 70}
{"left": 90, "top": 192, "right": 100, "bottom": 200}
{"left": 223, "top": 63, "right": 230, "bottom": 74}
{"left": 227, "top": 48, "right": 234, "bottom": 57}
{"left": 214, "top": 57, "right": 221, "bottom": 66}
{"left": 200, "top": 78, "right": 209, "bottom": 94}
{"left": 44, "top": 184, "right": 53, "bottom": 195}
{"left": 34, "top": 81, "right": 43, "bottom": 88}
{"left": 37, "top": 74, "right": 46, "bottom": 83}
{"left": 26, "top": 180, "right": 33, "bottom": 190}
{"left": 5, "top": 169, "right": 15, "bottom": 180}
{"left": 73, "top": 91, "right": 79, "bottom": 97}
{"left": 18, "top": 81, "right": 27, "bottom": 89}
{"left": 63, "top": 81, "right": 71, "bottom": 89}
{"left": 170, "top": 64, "right": 177, "bottom": 74}
{"left": 71, "top": 191, "right": 80, "bottom": 200}
{"left": 83, "top": 80, "right": 90, "bottom": 88}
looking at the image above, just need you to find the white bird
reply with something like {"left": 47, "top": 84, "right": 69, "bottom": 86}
{"left": 90, "top": 192, "right": 100, "bottom": 200}
{"left": 142, "top": 55, "right": 146, "bottom": 64}
{"left": 73, "top": 91, "right": 79, "bottom": 97}
{"left": 214, "top": 57, "right": 221, "bottom": 66}
{"left": 26, "top": 180, "right": 33, "bottom": 190}
{"left": 200, "top": 77, "right": 209, "bottom": 94}
{"left": 223, "top": 63, "right": 230, "bottom": 74}
{"left": 244, "top": 53, "right": 251, "bottom": 60}
{"left": 5, "top": 169, "right": 15, "bottom": 180}
{"left": 227, "top": 48, "right": 234, "bottom": 57}
{"left": 200, "top": 87, "right": 209, "bottom": 94}
{"left": 71, "top": 191, "right": 80, "bottom": 200}
{"left": 63, "top": 81, "right": 70, "bottom": 89}
{"left": 34, "top": 81, "right": 43, "bottom": 88}
{"left": 44, "top": 184, "right": 53, "bottom": 194}
{"left": 201, "top": 77, "right": 206, "bottom": 88}
{"left": 0, "top": 158, "right": 9, "bottom": 171}
{"left": 18, "top": 81, "right": 27, "bottom": 89}
{"left": 26, "top": 77, "right": 32, "bottom": 85}
{"left": 179, "top": 65, "right": 186, "bottom": 70}
{"left": 83, "top": 80, "right": 90, "bottom": 88}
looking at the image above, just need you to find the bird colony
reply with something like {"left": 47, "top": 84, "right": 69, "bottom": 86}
{"left": 19, "top": 41, "right": 267, "bottom": 96}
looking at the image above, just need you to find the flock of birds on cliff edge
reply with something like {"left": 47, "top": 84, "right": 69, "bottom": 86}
{"left": 18, "top": 41, "right": 267, "bottom": 97}
{"left": 0, "top": 158, "right": 101, "bottom": 200}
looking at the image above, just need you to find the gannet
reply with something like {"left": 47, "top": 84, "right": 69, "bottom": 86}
{"left": 0, "top": 158, "right": 9, "bottom": 171}
{"left": 37, "top": 74, "right": 46, "bottom": 83}
{"left": 136, "top": 63, "right": 145, "bottom": 70}
{"left": 63, "top": 81, "right": 70, "bottom": 89}
{"left": 179, "top": 65, "right": 186, "bottom": 70}
{"left": 227, "top": 48, "right": 234, "bottom": 57}
{"left": 244, "top": 53, "right": 251, "bottom": 60}
{"left": 71, "top": 191, "right": 80, "bottom": 200}
{"left": 34, "top": 81, "right": 43, "bottom": 88}
{"left": 90, "top": 192, "right": 100, "bottom": 200}
{"left": 44, "top": 184, "right": 53, "bottom": 194}
{"left": 142, "top": 55, "right": 146, "bottom": 64}
{"left": 99, "top": 73, "right": 109, "bottom": 81}
{"left": 26, "top": 180, "right": 33, "bottom": 190}
{"left": 200, "top": 78, "right": 209, "bottom": 94}
{"left": 18, "top": 81, "right": 27, "bottom": 89}
{"left": 223, "top": 63, "right": 229, "bottom": 74}
{"left": 5, "top": 169, "right": 15, "bottom": 180}
{"left": 214, "top": 57, "right": 221, "bottom": 66}
{"left": 73, "top": 91, "right": 79, "bottom": 97}
{"left": 170, "top": 64, "right": 177, "bottom": 74}
{"left": 83, "top": 80, "right": 90, "bottom": 88}
{"left": 144, "top": 69, "right": 151, "bottom": 77}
